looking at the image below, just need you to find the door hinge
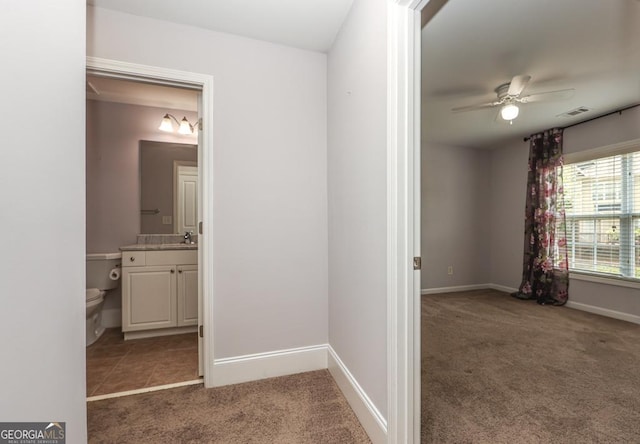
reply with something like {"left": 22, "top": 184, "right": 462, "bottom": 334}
{"left": 198, "top": 118, "right": 203, "bottom": 131}
{"left": 199, "top": 325, "right": 204, "bottom": 338}
{"left": 199, "top": 221, "right": 203, "bottom": 234}
{"left": 413, "top": 257, "right": 422, "bottom": 270}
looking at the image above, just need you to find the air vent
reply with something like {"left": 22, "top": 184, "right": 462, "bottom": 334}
{"left": 557, "top": 106, "right": 591, "bottom": 118}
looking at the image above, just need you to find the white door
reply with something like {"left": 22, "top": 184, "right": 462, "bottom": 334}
{"left": 196, "top": 97, "right": 204, "bottom": 377}
{"left": 176, "top": 165, "right": 198, "bottom": 235}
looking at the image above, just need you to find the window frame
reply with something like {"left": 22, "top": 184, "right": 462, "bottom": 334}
{"left": 562, "top": 138, "right": 640, "bottom": 285}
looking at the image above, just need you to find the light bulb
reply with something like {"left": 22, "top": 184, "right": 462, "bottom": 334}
{"left": 178, "top": 117, "right": 193, "bottom": 135}
{"left": 500, "top": 104, "right": 519, "bottom": 121}
{"left": 158, "top": 114, "right": 174, "bottom": 132}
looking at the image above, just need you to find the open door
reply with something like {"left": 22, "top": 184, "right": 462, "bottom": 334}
{"left": 196, "top": 94, "right": 204, "bottom": 377}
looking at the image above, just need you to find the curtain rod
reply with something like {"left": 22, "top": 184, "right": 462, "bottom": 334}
{"left": 523, "top": 103, "right": 640, "bottom": 142}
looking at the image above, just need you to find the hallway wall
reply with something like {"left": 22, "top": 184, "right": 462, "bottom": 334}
{"left": 0, "top": 2, "right": 88, "bottom": 442}
{"left": 88, "top": 6, "right": 329, "bottom": 359}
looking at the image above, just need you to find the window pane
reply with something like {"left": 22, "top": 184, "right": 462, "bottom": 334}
{"left": 564, "top": 150, "right": 639, "bottom": 280}
{"left": 567, "top": 217, "right": 621, "bottom": 275}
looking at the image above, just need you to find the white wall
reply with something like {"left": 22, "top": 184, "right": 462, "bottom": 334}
{"left": 86, "top": 100, "right": 198, "bottom": 253}
{"left": 490, "top": 107, "right": 640, "bottom": 317}
{"left": 563, "top": 106, "right": 640, "bottom": 155}
{"left": 327, "top": 0, "right": 388, "bottom": 420}
{"left": 488, "top": 137, "right": 529, "bottom": 288}
{"left": 88, "top": 6, "right": 329, "bottom": 358}
{"left": 422, "top": 143, "right": 491, "bottom": 289}
{"left": 0, "top": 2, "right": 87, "bottom": 442}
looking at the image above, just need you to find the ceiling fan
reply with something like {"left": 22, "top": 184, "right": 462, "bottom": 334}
{"left": 451, "top": 75, "right": 575, "bottom": 122}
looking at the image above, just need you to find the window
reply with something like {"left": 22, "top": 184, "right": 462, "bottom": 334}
{"left": 563, "top": 150, "right": 640, "bottom": 279}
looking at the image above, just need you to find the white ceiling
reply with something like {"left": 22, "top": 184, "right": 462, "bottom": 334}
{"left": 422, "top": 0, "right": 640, "bottom": 149}
{"left": 87, "top": 0, "right": 640, "bottom": 149}
{"left": 87, "top": 0, "right": 354, "bottom": 53}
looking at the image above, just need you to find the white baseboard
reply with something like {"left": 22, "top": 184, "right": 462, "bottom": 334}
{"left": 211, "top": 344, "right": 328, "bottom": 387}
{"left": 488, "top": 283, "right": 518, "bottom": 294}
{"left": 101, "top": 308, "right": 121, "bottom": 328}
{"left": 211, "top": 344, "right": 385, "bottom": 444}
{"left": 565, "top": 301, "right": 640, "bottom": 325}
{"left": 421, "top": 284, "right": 489, "bottom": 295}
{"left": 421, "top": 283, "right": 518, "bottom": 295}
{"left": 327, "top": 346, "right": 387, "bottom": 444}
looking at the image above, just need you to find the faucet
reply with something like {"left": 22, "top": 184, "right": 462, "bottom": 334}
{"left": 184, "top": 231, "right": 193, "bottom": 244}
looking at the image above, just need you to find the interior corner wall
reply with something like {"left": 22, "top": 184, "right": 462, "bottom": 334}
{"left": 86, "top": 100, "right": 198, "bottom": 253}
{"left": 0, "top": 2, "right": 88, "bottom": 442}
{"left": 327, "top": 0, "right": 388, "bottom": 420}
{"left": 87, "top": 6, "right": 329, "bottom": 358}
{"left": 421, "top": 142, "right": 491, "bottom": 290}
{"left": 489, "top": 107, "right": 640, "bottom": 318}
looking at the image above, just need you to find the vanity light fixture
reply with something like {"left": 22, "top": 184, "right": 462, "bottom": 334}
{"left": 158, "top": 113, "right": 198, "bottom": 135}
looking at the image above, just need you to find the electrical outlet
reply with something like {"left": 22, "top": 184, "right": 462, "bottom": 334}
{"left": 447, "top": 265, "right": 454, "bottom": 275}
{"left": 162, "top": 216, "right": 172, "bottom": 225}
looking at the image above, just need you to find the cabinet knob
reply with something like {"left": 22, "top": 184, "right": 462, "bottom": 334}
{"left": 170, "top": 269, "right": 175, "bottom": 274}
{"left": 130, "top": 256, "right": 135, "bottom": 262}
{"left": 178, "top": 270, "right": 183, "bottom": 274}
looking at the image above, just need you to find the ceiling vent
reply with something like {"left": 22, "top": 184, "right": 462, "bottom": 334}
{"left": 557, "top": 106, "right": 591, "bottom": 118}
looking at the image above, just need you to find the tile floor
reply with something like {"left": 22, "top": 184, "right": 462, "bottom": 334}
{"left": 86, "top": 328, "right": 200, "bottom": 397}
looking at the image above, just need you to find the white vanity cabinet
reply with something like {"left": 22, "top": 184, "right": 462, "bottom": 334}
{"left": 121, "top": 249, "right": 197, "bottom": 338}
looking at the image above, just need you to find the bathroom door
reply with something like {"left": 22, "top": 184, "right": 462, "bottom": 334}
{"left": 176, "top": 165, "right": 199, "bottom": 235}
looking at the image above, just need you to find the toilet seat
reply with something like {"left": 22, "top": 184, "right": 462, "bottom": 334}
{"left": 86, "top": 288, "right": 104, "bottom": 303}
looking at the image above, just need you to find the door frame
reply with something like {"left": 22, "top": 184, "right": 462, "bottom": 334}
{"left": 387, "top": 1, "right": 429, "bottom": 442}
{"left": 86, "top": 56, "right": 215, "bottom": 387}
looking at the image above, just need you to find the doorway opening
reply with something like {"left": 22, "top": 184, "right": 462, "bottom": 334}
{"left": 85, "top": 57, "right": 214, "bottom": 398}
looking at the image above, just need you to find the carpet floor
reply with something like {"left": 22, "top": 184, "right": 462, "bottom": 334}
{"left": 421, "top": 289, "right": 640, "bottom": 443}
{"left": 87, "top": 369, "right": 370, "bottom": 443}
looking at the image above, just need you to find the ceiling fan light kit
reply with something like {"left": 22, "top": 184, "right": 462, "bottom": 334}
{"left": 451, "top": 74, "right": 575, "bottom": 123}
{"left": 500, "top": 103, "right": 519, "bottom": 121}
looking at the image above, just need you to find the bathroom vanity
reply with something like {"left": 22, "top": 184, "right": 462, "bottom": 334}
{"left": 120, "top": 240, "right": 198, "bottom": 340}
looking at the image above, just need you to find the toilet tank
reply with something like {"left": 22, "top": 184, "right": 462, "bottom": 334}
{"left": 86, "top": 253, "right": 122, "bottom": 290}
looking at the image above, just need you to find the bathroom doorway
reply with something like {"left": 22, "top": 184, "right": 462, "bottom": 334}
{"left": 85, "top": 58, "right": 214, "bottom": 397}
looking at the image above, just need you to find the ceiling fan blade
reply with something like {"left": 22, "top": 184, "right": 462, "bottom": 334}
{"left": 519, "top": 88, "right": 575, "bottom": 103}
{"left": 507, "top": 75, "right": 531, "bottom": 96}
{"left": 451, "top": 101, "right": 500, "bottom": 113}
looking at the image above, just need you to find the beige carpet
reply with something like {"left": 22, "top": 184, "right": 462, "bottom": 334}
{"left": 422, "top": 289, "right": 640, "bottom": 443}
{"left": 88, "top": 370, "right": 370, "bottom": 443}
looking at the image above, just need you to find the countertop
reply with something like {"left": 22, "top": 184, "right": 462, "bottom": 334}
{"left": 120, "top": 243, "right": 197, "bottom": 251}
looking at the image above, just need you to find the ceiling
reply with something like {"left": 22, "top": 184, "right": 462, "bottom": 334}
{"left": 87, "top": 0, "right": 640, "bottom": 149}
{"left": 86, "top": 75, "right": 198, "bottom": 111}
{"left": 422, "top": 0, "right": 640, "bottom": 149}
{"left": 87, "top": 0, "right": 354, "bottom": 53}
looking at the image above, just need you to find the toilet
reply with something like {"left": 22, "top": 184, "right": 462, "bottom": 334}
{"left": 86, "top": 253, "right": 121, "bottom": 346}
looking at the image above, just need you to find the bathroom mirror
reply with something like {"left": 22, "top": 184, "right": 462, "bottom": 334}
{"left": 139, "top": 140, "right": 197, "bottom": 234}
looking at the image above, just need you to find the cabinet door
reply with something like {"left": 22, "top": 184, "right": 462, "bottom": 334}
{"left": 177, "top": 265, "right": 198, "bottom": 326}
{"left": 122, "top": 265, "right": 177, "bottom": 332}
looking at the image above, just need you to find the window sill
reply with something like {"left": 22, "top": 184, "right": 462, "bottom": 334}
{"left": 569, "top": 271, "right": 640, "bottom": 290}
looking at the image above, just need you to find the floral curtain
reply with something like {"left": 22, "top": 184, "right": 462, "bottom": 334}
{"left": 512, "top": 128, "right": 569, "bottom": 305}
